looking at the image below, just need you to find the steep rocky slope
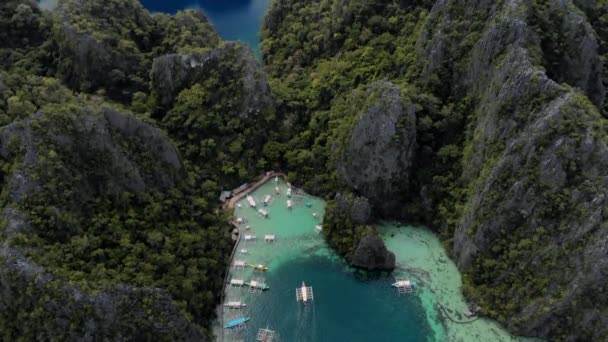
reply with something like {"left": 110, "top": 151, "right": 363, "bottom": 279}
{"left": 262, "top": 0, "right": 608, "bottom": 340}
{"left": 423, "top": 0, "right": 608, "bottom": 339}
{"left": 333, "top": 80, "right": 416, "bottom": 216}
{"left": 0, "top": 93, "right": 218, "bottom": 340}
{"left": 0, "top": 0, "right": 276, "bottom": 339}
{"left": 2, "top": 0, "right": 608, "bottom": 339}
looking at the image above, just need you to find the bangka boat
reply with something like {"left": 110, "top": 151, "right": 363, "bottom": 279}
{"left": 223, "top": 317, "right": 250, "bottom": 329}
{"left": 248, "top": 264, "right": 269, "bottom": 271}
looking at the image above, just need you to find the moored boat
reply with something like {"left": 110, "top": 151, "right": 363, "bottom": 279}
{"left": 223, "top": 317, "right": 250, "bottom": 329}
{"left": 248, "top": 264, "right": 269, "bottom": 271}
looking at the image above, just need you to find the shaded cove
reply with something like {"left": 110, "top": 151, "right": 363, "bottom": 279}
{"left": 140, "top": 0, "right": 269, "bottom": 56}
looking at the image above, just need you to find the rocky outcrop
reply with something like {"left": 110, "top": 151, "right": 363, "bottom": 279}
{"left": 0, "top": 104, "right": 200, "bottom": 340}
{"left": 336, "top": 81, "right": 416, "bottom": 215}
{"left": 151, "top": 43, "right": 274, "bottom": 115}
{"left": 351, "top": 235, "right": 396, "bottom": 271}
{"left": 418, "top": 0, "right": 608, "bottom": 339}
{"left": 531, "top": 0, "right": 605, "bottom": 108}
{"left": 53, "top": 0, "right": 219, "bottom": 102}
{"left": 0, "top": 107, "right": 183, "bottom": 197}
{"left": 0, "top": 249, "right": 205, "bottom": 341}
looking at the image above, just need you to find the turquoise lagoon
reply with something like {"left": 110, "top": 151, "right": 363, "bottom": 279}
{"left": 214, "top": 179, "right": 525, "bottom": 342}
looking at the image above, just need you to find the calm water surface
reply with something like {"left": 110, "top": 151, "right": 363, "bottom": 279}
{"left": 218, "top": 180, "right": 433, "bottom": 341}
{"left": 140, "top": 0, "right": 270, "bottom": 56}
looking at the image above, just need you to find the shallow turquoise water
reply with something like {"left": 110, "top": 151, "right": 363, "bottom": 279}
{"left": 140, "top": 0, "right": 269, "bottom": 57}
{"left": 217, "top": 179, "right": 433, "bottom": 341}
{"left": 214, "top": 179, "right": 529, "bottom": 342}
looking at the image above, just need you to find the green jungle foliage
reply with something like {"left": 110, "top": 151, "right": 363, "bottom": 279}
{"left": 2, "top": 0, "right": 608, "bottom": 339}
{"left": 261, "top": 0, "right": 608, "bottom": 339}
{"left": 0, "top": 0, "right": 273, "bottom": 339}
{"left": 260, "top": 0, "right": 474, "bottom": 254}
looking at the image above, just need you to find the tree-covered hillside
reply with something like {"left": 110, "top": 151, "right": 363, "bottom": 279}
{"left": 3, "top": 0, "right": 608, "bottom": 340}
{"left": 262, "top": 0, "right": 608, "bottom": 340}
{"left": 0, "top": 0, "right": 278, "bottom": 340}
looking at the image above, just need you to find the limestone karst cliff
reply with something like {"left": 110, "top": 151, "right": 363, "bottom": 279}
{"left": 262, "top": 0, "right": 608, "bottom": 339}
{"left": 2, "top": 0, "right": 608, "bottom": 340}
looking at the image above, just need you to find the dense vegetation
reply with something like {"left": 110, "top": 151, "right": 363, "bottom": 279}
{"left": 261, "top": 0, "right": 608, "bottom": 340}
{"left": 260, "top": 0, "right": 472, "bottom": 247}
{"left": 0, "top": 0, "right": 276, "bottom": 339}
{"left": 2, "top": 0, "right": 608, "bottom": 340}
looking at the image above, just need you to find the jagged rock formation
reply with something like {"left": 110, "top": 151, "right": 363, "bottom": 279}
{"left": 0, "top": 101, "right": 210, "bottom": 340}
{"left": 351, "top": 235, "right": 396, "bottom": 271}
{"left": 335, "top": 81, "right": 416, "bottom": 215}
{"left": 0, "top": 251, "right": 205, "bottom": 341}
{"left": 416, "top": 0, "right": 608, "bottom": 339}
{"left": 0, "top": 1, "right": 239, "bottom": 339}
{"left": 54, "top": 0, "right": 219, "bottom": 101}
{"left": 151, "top": 42, "right": 273, "bottom": 114}
{"left": 262, "top": 0, "right": 608, "bottom": 340}
{"left": 0, "top": 107, "right": 182, "bottom": 199}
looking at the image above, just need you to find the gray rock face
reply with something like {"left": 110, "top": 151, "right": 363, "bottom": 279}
{"left": 351, "top": 235, "right": 396, "bottom": 271}
{"left": 0, "top": 106, "right": 202, "bottom": 340}
{"left": 337, "top": 81, "right": 416, "bottom": 215}
{"left": 151, "top": 43, "right": 274, "bottom": 116}
{"left": 53, "top": 0, "right": 219, "bottom": 102}
{"left": 0, "top": 107, "right": 183, "bottom": 197}
{"left": 0, "top": 250, "right": 205, "bottom": 342}
{"left": 334, "top": 192, "right": 372, "bottom": 225}
{"left": 537, "top": 0, "right": 605, "bottom": 108}
{"left": 418, "top": 0, "right": 608, "bottom": 339}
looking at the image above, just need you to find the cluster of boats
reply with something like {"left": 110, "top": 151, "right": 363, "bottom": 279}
{"left": 224, "top": 182, "right": 322, "bottom": 329}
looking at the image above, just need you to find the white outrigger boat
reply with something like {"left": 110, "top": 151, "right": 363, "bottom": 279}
{"left": 296, "top": 281, "right": 314, "bottom": 304}
{"left": 392, "top": 279, "right": 413, "bottom": 293}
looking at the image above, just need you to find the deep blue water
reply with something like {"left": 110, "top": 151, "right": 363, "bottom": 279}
{"left": 240, "top": 255, "right": 431, "bottom": 342}
{"left": 140, "top": 0, "right": 270, "bottom": 56}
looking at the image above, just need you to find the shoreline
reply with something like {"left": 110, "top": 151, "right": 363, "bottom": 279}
{"left": 218, "top": 171, "right": 288, "bottom": 341}
{"left": 224, "top": 171, "right": 288, "bottom": 209}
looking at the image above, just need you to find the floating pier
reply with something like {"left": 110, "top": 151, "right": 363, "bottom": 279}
{"left": 314, "top": 225, "right": 323, "bottom": 233}
{"left": 224, "top": 301, "right": 247, "bottom": 309}
{"left": 244, "top": 235, "right": 257, "bottom": 242}
{"left": 233, "top": 260, "right": 246, "bottom": 270}
{"left": 287, "top": 200, "right": 293, "bottom": 209}
{"left": 296, "top": 281, "right": 314, "bottom": 304}
{"left": 392, "top": 279, "right": 413, "bottom": 294}
{"left": 259, "top": 209, "right": 268, "bottom": 217}
{"left": 256, "top": 327, "right": 278, "bottom": 341}
{"left": 230, "top": 279, "right": 244, "bottom": 287}
{"left": 264, "top": 234, "right": 276, "bottom": 243}
{"left": 264, "top": 195, "right": 272, "bottom": 205}
{"left": 247, "top": 278, "right": 269, "bottom": 293}
{"left": 247, "top": 196, "right": 256, "bottom": 208}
